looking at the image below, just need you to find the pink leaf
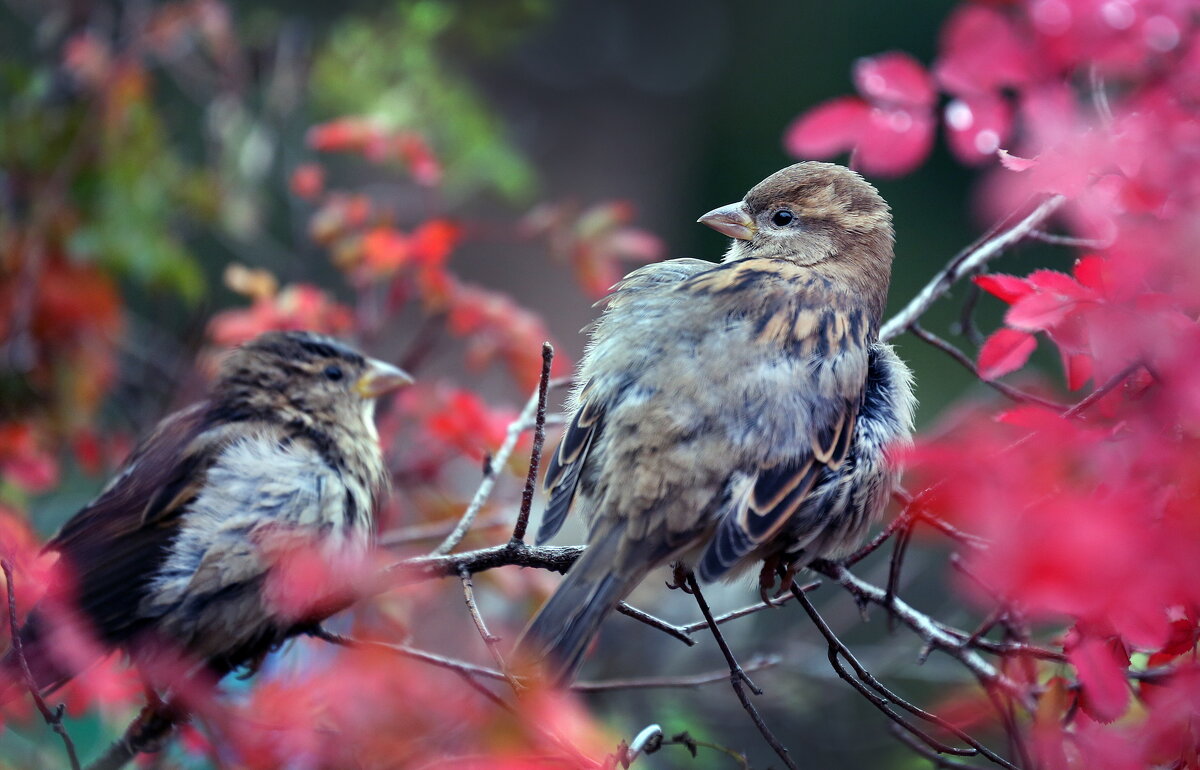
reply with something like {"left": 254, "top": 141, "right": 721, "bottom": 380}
{"left": 852, "top": 106, "right": 936, "bottom": 177}
{"left": 1068, "top": 637, "right": 1131, "bottom": 724}
{"left": 1061, "top": 350, "right": 1094, "bottom": 391}
{"left": 944, "top": 94, "right": 1012, "bottom": 165}
{"left": 934, "top": 4, "right": 1036, "bottom": 95}
{"left": 853, "top": 52, "right": 936, "bottom": 108}
{"left": 783, "top": 96, "right": 870, "bottom": 159}
{"left": 1026, "top": 269, "right": 1087, "bottom": 297}
{"left": 998, "top": 148, "right": 1038, "bottom": 171}
{"left": 1006, "top": 292, "right": 1074, "bottom": 331}
{"left": 1073, "top": 256, "right": 1108, "bottom": 292}
{"left": 977, "top": 328, "right": 1037, "bottom": 380}
{"left": 973, "top": 273, "right": 1033, "bottom": 304}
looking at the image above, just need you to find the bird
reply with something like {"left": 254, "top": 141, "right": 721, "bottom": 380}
{"left": 515, "top": 162, "right": 916, "bottom": 685}
{"left": 3, "top": 330, "right": 412, "bottom": 696}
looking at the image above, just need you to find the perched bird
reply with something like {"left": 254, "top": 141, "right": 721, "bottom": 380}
{"left": 5, "top": 330, "right": 411, "bottom": 694}
{"left": 517, "top": 162, "right": 916, "bottom": 684}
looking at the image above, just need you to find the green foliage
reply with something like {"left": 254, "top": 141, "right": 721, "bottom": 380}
{"left": 312, "top": 0, "right": 538, "bottom": 201}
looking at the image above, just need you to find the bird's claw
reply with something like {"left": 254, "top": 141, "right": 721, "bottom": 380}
{"left": 665, "top": 562, "right": 693, "bottom": 593}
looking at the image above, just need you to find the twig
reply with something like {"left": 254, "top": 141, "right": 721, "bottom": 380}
{"left": 84, "top": 704, "right": 181, "bottom": 770}
{"left": 1027, "top": 230, "right": 1111, "bottom": 250}
{"left": 512, "top": 342, "right": 554, "bottom": 543}
{"left": 885, "top": 520, "right": 915, "bottom": 632}
{"left": 2, "top": 560, "right": 82, "bottom": 770}
{"left": 576, "top": 656, "right": 780, "bottom": 692}
{"left": 685, "top": 573, "right": 798, "bottom": 770}
{"left": 615, "top": 603, "right": 696, "bottom": 646}
{"left": 890, "top": 724, "right": 983, "bottom": 769}
{"left": 954, "top": 282, "right": 985, "bottom": 346}
{"left": 431, "top": 376, "right": 569, "bottom": 556}
{"left": 377, "top": 513, "right": 511, "bottom": 548}
{"left": 678, "top": 581, "right": 818, "bottom": 633}
{"left": 459, "top": 567, "right": 520, "bottom": 692}
{"left": 788, "top": 578, "right": 1018, "bottom": 770}
{"left": 390, "top": 542, "right": 584, "bottom": 584}
{"left": 808, "top": 560, "right": 1028, "bottom": 706}
{"left": 613, "top": 726, "right": 750, "bottom": 770}
{"left": 881, "top": 195, "right": 1067, "bottom": 343}
{"left": 1061, "top": 362, "right": 1140, "bottom": 418}
{"left": 909, "top": 324, "right": 1068, "bottom": 410}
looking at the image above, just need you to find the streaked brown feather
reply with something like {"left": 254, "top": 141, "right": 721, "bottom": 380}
{"left": 46, "top": 403, "right": 218, "bottom": 644}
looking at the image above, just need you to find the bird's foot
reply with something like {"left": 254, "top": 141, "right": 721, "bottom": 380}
{"left": 757, "top": 557, "right": 785, "bottom": 607}
{"left": 665, "top": 562, "right": 694, "bottom": 593}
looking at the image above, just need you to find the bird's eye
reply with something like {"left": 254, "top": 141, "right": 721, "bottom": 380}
{"left": 771, "top": 209, "right": 795, "bottom": 227}
{"left": 324, "top": 364, "right": 344, "bottom": 381}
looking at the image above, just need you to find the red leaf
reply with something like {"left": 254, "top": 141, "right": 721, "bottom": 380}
{"left": 973, "top": 273, "right": 1033, "bottom": 304}
{"left": 977, "top": 328, "right": 1037, "bottom": 379}
{"left": 853, "top": 52, "right": 936, "bottom": 107}
{"left": 1006, "top": 292, "right": 1074, "bottom": 331}
{"left": 1073, "top": 255, "right": 1108, "bottom": 292}
{"left": 289, "top": 164, "right": 324, "bottom": 200}
{"left": 934, "top": 4, "right": 1036, "bottom": 95}
{"left": 1068, "top": 637, "right": 1131, "bottom": 723}
{"left": 852, "top": 106, "right": 936, "bottom": 177}
{"left": 1062, "top": 351, "right": 1094, "bottom": 391}
{"left": 1026, "top": 269, "right": 1087, "bottom": 298}
{"left": 944, "top": 93, "right": 1012, "bottom": 164}
{"left": 784, "top": 96, "right": 869, "bottom": 158}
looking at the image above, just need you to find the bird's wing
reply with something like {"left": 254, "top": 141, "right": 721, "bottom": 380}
{"left": 538, "top": 258, "right": 715, "bottom": 545}
{"left": 698, "top": 400, "right": 859, "bottom": 582}
{"left": 539, "top": 381, "right": 605, "bottom": 544}
{"left": 690, "top": 258, "right": 873, "bottom": 581}
{"left": 45, "top": 402, "right": 223, "bottom": 644}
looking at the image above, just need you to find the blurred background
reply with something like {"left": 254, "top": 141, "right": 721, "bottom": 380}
{"left": 0, "top": 0, "right": 1073, "bottom": 767}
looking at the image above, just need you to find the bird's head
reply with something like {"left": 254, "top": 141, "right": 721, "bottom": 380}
{"left": 698, "top": 162, "right": 893, "bottom": 270}
{"left": 214, "top": 331, "right": 412, "bottom": 435}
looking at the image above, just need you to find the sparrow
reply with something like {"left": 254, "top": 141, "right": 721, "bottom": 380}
{"left": 516, "top": 162, "right": 916, "bottom": 685}
{"left": 4, "top": 330, "right": 411, "bottom": 694}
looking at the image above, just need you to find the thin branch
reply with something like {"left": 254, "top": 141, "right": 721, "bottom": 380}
{"left": 1027, "top": 230, "right": 1111, "bottom": 250}
{"left": 685, "top": 573, "right": 798, "bottom": 770}
{"left": 377, "top": 513, "right": 511, "bottom": 548}
{"left": 678, "top": 581, "right": 819, "bottom": 634}
{"left": 808, "top": 560, "right": 1029, "bottom": 707}
{"left": 389, "top": 542, "right": 584, "bottom": 585}
{"left": 83, "top": 703, "right": 180, "bottom": 770}
{"left": 910, "top": 324, "right": 1068, "bottom": 410}
{"left": 512, "top": 342, "right": 554, "bottom": 543}
{"left": 459, "top": 567, "right": 520, "bottom": 692}
{"left": 2, "top": 560, "right": 82, "bottom": 770}
{"left": 615, "top": 603, "right": 696, "bottom": 646}
{"left": 430, "top": 376, "right": 569, "bottom": 556}
{"left": 576, "top": 656, "right": 780, "bottom": 693}
{"left": 1061, "top": 362, "right": 1140, "bottom": 418}
{"left": 614, "top": 726, "right": 750, "bottom": 770}
{"left": 881, "top": 195, "right": 1067, "bottom": 342}
{"left": 788, "top": 578, "right": 1018, "bottom": 770}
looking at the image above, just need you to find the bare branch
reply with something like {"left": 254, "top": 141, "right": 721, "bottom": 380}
{"left": 512, "top": 342, "right": 555, "bottom": 543}
{"left": 2, "top": 560, "right": 82, "bottom": 770}
{"left": 459, "top": 567, "right": 520, "bottom": 693}
{"left": 431, "top": 376, "right": 570, "bottom": 556}
{"left": 910, "top": 324, "right": 1069, "bottom": 411}
{"left": 881, "top": 195, "right": 1067, "bottom": 342}
{"left": 685, "top": 572, "right": 798, "bottom": 770}
{"left": 576, "top": 656, "right": 780, "bottom": 692}
{"left": 788, "top": 577, "right": 1018, "bottom": 770}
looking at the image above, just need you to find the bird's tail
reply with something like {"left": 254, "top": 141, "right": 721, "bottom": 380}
{"left": 513, "top": 525, "right": 652, "bottom": 687}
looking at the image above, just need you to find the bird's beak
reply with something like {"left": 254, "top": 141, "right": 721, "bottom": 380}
{"left": 698, "top": 202, "right": 756, "bottom": 241}
{"left": 355, "top": 359, "right": 414, "bottom": 398}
